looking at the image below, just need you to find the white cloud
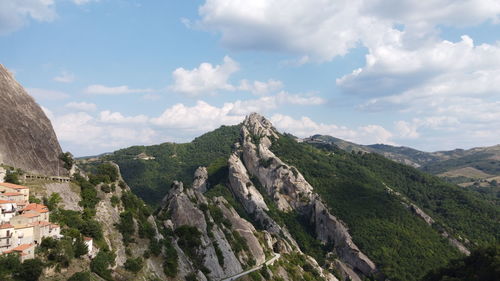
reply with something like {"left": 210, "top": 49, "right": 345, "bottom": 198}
{"left": 197, "top": 0, "right": 500, "bottom": 61}
{"left": 99, "top": 111, "right": 149, "bottom": 124}
{"left": 85, "top": 84, "right": 154, "bottom": 95}
{"left": 73, "top": 0, "right": 99, "bottom": 5}
{"left": 152, "top": 92, "right": 324, "bottom": 131}
{"left": 50, "top": 111, "right": 156, "bottom": 156}
{"left": 340, "top": 36, "right": 500, "bottom": 99}
{"left": 270, "top": 114, "right": 394, "bottom": 145}
{"left": 170, "top": 56, "right": 287, "bottom": 97}
{"left": 65, "top": 102, "right": 97, "bottom": 112}
{"left": 0, "top": 0, "right": 56, "bottom": 35}
{"left": 151, "top": 101, "right": 243, "bottom": 131}
{"left": 27, "top": 88, "right": 69, "bottom": 100}
{"left": 170, "top": 56, "right": 239, "bottom": 96}
{"left": 53, "top": 71, "right": 75, "bottom": 83}
{"left": 238, "top": 79, "right": 283, "bottom": 96}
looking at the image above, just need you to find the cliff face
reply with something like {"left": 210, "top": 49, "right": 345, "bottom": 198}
{"left": 230, "top": 113, "right": 377, "bottom": 280}
{"left": 0, "top": 64, "right": 65, "bottom": 176}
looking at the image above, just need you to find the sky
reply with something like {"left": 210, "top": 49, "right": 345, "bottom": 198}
{"left": 1, "top": 0, "right": 500, "bottom": 156}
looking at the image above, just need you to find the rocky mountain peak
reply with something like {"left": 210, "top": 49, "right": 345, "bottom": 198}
{"left": 0, "top": 64, "right": 65, "bottom": 176}
{"left": 243, "top": 112, "right": 279, "bottom": 140}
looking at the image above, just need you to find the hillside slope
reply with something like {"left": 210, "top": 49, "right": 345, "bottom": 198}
{"left": 100, "top": 113, "right": 499, "bottom": 281}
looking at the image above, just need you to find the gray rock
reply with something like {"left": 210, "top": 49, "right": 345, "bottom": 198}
{"left": 238, "top": 113, "right": 378, "bottom": 278}
{"left": 0, "top": 64, "right": 65, "bottom": 176}
{"left": 192, "top": 166, "right": 209, "bottom": 193}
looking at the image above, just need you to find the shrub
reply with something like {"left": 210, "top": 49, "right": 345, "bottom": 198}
{"left": 17, "top": 258, "right": 44, "bottom": 281}
{"left": 59, "top": 152, "right": 74, "bottom": 170}
{"left": 101, "top": 184, "right": 111, "bottom": 193}
{"left": 90, "top": 250, "right": 116, "bottom": 281}
{"left": 162, "top": 238, "right": 179, "bottom": 277}
{"left": 110, "top": 195, "right": 120, "bottom": 207}
{"left": 67, "top": 271, "right": 91, "bottom": 281}
{"left": 117, "top": 211, "right": 135, "bottom": 245}
{"left": 124, "top": 257, "right": 143, "bottom": 273}
{"left": 73, "top": 236, "right": 88, "bottom": 258}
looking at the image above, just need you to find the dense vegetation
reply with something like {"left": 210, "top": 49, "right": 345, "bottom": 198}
{"left": 271, "top": 135, "right": 499, "bottom": 281}
{"left": 0, "top": 254, "right": 44, "bottom": 281}
{"left": 421, "top": 243, "right": 500, "bottom": 281}
{"left": 103, "top": 125, "right": 241, "bottom": 205}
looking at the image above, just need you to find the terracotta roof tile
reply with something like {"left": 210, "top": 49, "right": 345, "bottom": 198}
{"left": 12, "top": 244, "right": 33, "bottom": 251}
{"left": 20, "top": 213, "right": 40, "bottom": 218}
{"left": 0, "top": 223, "right": 13, "bottom": 229}
{"left": 0, "top": 182, "right": 28, "bottom": 189}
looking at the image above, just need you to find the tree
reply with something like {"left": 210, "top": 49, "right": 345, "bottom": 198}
{"left": 0, "top": 253, "right": 21, "bottom": 279}
{"left": 4, "top": 170, "right": 20, "bottom": 184}
{"left": 67, "top": 271, "right": 91, "bottom": 281}
{"left": 47, "top": 193, "right": 62, "bottom": 211}
{"left": 59, "top": 152, "right": 74, "bottom": 170}
{"left": 91, "top": 250, "right": 116, "bottom": 281}
{"left": 73, "top": 236, "right": 88, "bottom": 258}
{"left": 124, "top": 257, "right": 143, "bottom": 273}
{"left": 17, "top": 258, "right": 44, "bottom": 281}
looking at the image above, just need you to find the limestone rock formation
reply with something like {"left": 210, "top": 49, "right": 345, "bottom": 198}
{"left": 159, "top": 180, "right": 267, "bottom": 280}
{"left": 233, "top": 113, "right": 377, "bottom": 280}
{"left": 0, "top": 64, "right": 65, "bottom": 176}
{"left": 192, "top": 166, "right": 209, "bottom": 193}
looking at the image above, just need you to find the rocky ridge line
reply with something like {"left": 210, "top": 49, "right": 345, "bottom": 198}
{"left": 229, "top": 113, "right": 377, "bottom": 281}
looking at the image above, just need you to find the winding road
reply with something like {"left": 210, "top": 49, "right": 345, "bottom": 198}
{"left": 219, "top": 253, "right": 281, "bottom": 281}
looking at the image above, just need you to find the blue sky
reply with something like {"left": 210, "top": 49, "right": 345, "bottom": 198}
{"left": 1, "top": 0, "right": 500, "bottom": 156}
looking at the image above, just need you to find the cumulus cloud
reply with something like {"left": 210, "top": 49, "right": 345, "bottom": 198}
{"left": 170, "top": 56, "right": 286, "bottom": 97}
{"left": 151, "top": 101, "right": 243, "bottom": 131}
{"left": 85, "top": 84, "right": 154, "bottom": 95}
{"left": 197, "top": 0, "right": 500, "bottom": 61}
{"left": 340, "top": 36, "right": 500, "bottom": 99}
{"left": 50, "top": 111, "right": 157, "bottom": 156}
{"left": 0, "top": 0, "right": 56, "bottom": 35}
{"left": 238, "top": 79, "right": 283, "bottom": 96}
{"left": 170, "top": 56, "right": 239, "bottom": 96}
{"left": 65, "top": 102, "right": 97, "bottom": 112}
{"left": 99, "top": 111, "right": 149, "bottom": 124}
{"left": 270, "top": 114, "right": 394, "bottom": 145}
{"left": 53, "top": 71, "right": 75, "bottom": 83}
{"left": 27, "top": 88, "right": 69, "bottom": 100}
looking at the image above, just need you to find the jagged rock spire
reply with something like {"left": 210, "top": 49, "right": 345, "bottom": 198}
{"left": 243, "top": 113, "right": 279, "bottom": 139}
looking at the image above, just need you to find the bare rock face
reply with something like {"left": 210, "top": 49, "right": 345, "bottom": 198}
{"left": 311, "top": 200, "right": 376, "bottom": 275}
{"left": 192, "top": 166, "right": 209, "bottom": 193}
{"left": 0, "top": 64, "right": 65, "bottom": 176}
{"left": 160, "top": 179, "right": 268, "bottom": 280}
{"left": 237, "top": 113, "right": 377, "bottom": 280}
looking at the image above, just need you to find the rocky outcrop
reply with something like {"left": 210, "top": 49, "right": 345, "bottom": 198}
{"left": 0, "top": 64, "right": 65, "bottom": 176}
{"left": 311, "top": 200, "right": 376, "bottom": 275}
{"left": 192, "top": 166, "right": 209, "bottom": 193}
{"left": 234, "top": 113, "right": 377, "bottom": 280}
{"left": 94, "top": 162, "right": 166, "bottom": 279}
{"left": 160, "top": 180, "right": 268, "bottom": 280}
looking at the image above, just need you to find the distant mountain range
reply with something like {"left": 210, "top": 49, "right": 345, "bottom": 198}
{"left": 304, "top": 135, "right": 500, "bottom": 196}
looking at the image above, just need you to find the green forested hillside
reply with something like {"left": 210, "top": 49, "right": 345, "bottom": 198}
{"left": 89, "top": 124, "right": 499, "bottom": 281}
{"left": 421, "top": 243, "right": 500, "bottom": 281}
{"left": 102, "top": 125, "right": 241, "bottom": 204}
{"left": 271, "top": 135, "right": 500, "bottom": 281}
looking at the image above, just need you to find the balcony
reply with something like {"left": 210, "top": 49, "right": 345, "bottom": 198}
{"left": 0, "top": 233, "right": 13, "bottom": 239}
